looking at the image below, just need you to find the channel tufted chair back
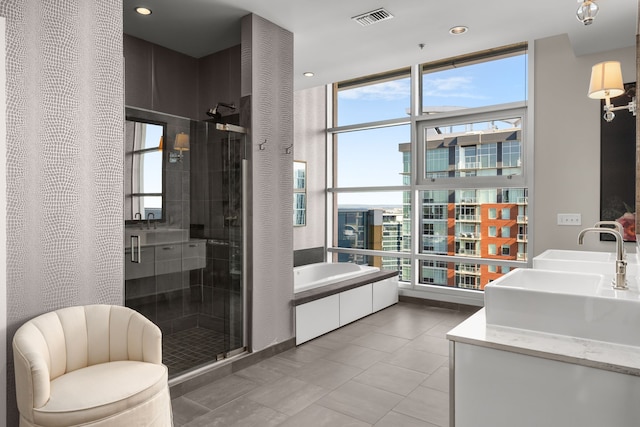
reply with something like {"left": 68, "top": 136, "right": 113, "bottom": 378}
{"left": 13, "top": 304, "right": 173, "bottom": 427}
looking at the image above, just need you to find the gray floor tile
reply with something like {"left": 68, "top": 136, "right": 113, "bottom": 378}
{"left": 317, "top": 380, "right": 404, "bottom": 424}
{"left": 352, "top": 332, "right": 410, "bottom": 353}
{"left": 374, "top": 411, "right": 440, "bottom": 427}
{"left": 184, "top": 396, "right": 288, "bottom": 427}
{"left": 171, "top": 396, "right": 211, "bottom": 426}
{"left": 406, "top": 333, "right": 450, "bottom": 357}
{"left": 383, "top": 346, "right": 448, "bottom": 375}
{"left": 333, "top": 320, "right": 379, "bottom": 338}
{"left": 277, "top": 404, "right": 372, "bottom": 427}
{"left": 234, "top": 359, "right": 286, "bottom": 385}
{"left": 185, "top": 374, "right": 260, "bottom": 410}
{"left": 393, "top": 386, "right": 449, "bottom": 427}
{"left": 325, "top": 343, "right": 388, "bottom": 369}
{"left": 290, "top": 358, "right": 363, "bottom": 390}
{"left": 245, "top": 375, "right": 328, "bottom": 416}
{"left": 172, "top": 303, "right": 475, "bottom": 426}
{"left": 353, "top": 362, "right": 428, "bottom": 396}
{"left": 374, "top": 316, "right": 442, "bottom": 340}
{"left": 421, "top": 366, "right": 450, "bottom": 393}
{"left": 275, "top": 342, "right": 330, "bottom": 365}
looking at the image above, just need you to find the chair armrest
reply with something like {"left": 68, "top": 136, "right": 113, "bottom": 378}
{"left": 13, "top": 323, "right": 52, "bottom": 417}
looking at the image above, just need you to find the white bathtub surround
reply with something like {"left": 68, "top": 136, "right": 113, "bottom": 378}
{"left": 293, "top": 263, "right": 398, "bottom": 345}
{"left": 294, "top": 262, "right": 379, "bottom": 292}
{"left": 447, "top": 309, "right": 640, "bottom": 426}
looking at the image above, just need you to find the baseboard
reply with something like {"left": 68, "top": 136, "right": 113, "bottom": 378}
{"left": 168, "top": 337, "right": 297, "bottom": 398}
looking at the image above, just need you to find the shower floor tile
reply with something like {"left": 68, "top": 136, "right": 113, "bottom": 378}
{"left": 164, "top": 327, "right": 228, "bottom": 375}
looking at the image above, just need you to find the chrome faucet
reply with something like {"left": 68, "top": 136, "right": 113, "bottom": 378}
{"left": 578, "top": 227, "right": 627, "bottom": 290}
{"left": 594, "top": 221, "right": 624, "bottom": 238}
{"left": 146, "top": 212, "right": 156, "bottom": 230}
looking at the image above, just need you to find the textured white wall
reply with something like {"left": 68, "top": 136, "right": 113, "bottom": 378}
{"left": 241, "top": 14, "right": 294, "bottom": 351}
{"left": 533, "top": 35, "right": 635, "bottom": 255}
{"left": 0, "top": 1, "right": 124, "bottom": 424}
{"left": 293, "top": 86, "right": 327, "bottom": 251}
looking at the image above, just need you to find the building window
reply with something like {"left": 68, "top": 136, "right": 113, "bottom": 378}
{"left": 501, "top": 226, "right": 510, "bottom": 238}
{"left": 501, "top": 245, "right": 511, "bottom": 256}
{"left": 488, "top": 226, "right": 497, "bottom": 237}
{"left": 502, "top": 208, "right": 511, "bottom": 220}
{"left": 488, "top": 244, "right": 497, "bottom": 255}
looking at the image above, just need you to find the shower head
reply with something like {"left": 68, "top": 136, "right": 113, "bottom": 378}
{"left": 206, "top": 102, "right": 236, "bottom": 119}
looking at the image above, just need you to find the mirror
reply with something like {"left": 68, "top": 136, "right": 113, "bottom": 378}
{"left": 124, "top": 117, "right": 166, "bottom": 222}
{"left": 294, "top": 161, "right": 306, "bottom": 226}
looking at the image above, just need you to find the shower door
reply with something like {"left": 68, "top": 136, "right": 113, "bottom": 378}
{"left": 124, "top": 107, "right": 246, "bottom": 378}
{"left": 191, "top": 122, "right": 247, "bottom": 362}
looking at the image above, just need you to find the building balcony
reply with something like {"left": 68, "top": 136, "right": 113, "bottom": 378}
{"left": 517, "top": 197, "right": 528, "bottom": 205}
{"left": 517, "top": 215, "right": 528, "bottom": 223}
{"left": 456, "top": 215, "right": 480, "bottom": 222}
{"left": 456, "top": 233, "right": 481, "bottom": 240}
{"left": 457, "top": 249, "right": 480, "bottom": 257}
{"left": 517, "top": 233, "right": 527, "bottom": 242}
{"left": 456, "top": 265, "right": 481, "bottom": 274}
{"left": 517, "top": 252, "right": 527, "bottom": 261}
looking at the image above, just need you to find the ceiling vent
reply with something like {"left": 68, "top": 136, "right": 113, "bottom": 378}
{"left": 351, "top": 8, "right": 394, "bottom": 27}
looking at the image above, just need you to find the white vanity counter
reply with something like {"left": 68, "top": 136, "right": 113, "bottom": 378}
{"left": 448, "top": 308, "right": 640, "bottom": 377}
{"left": 447, "top": 308, "right": 640, "bottom": 427}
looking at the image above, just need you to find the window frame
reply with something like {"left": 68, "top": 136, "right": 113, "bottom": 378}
{"left": 327, "top": 44, "right": 532, "bottom": 305}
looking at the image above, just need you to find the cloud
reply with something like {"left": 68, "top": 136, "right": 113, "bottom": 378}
{"left": 424, "top": 75, "right": 486, "bottom": 99}
{"left": 339, "top": 80, "right": 410, "bottom": 101}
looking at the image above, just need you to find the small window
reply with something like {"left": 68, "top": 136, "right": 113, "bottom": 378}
{"left": 501, "top": 244, "right": 510, "bottom": 256}
{"left": 488, "top": 244, "right": 497, "bottom": 255}
{"left": 488, "top": 226, "right": 497, "bottom": 237}
{"left": 501, "top": 226, "right": 510, "bottom": 238}
{"left": 488, "top": 208, "right": 497, "bottom": 219}
{"left": 502, "top": 208, "right": 511, "bottom": 220}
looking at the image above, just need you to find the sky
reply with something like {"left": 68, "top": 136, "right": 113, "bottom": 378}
{"left": 335, "top": 54, "right": 528, "bottom": 208}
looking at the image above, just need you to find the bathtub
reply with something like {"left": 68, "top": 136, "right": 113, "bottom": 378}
{"left": 294, "top": 262, "right": 379, "bottom": 293}
{"left": 293, "top": 262, "right": 399, "bottom": 345}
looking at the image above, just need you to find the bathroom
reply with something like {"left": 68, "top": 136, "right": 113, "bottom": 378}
{"left": 0, "top": 1, "right": 638, "bottom": 425}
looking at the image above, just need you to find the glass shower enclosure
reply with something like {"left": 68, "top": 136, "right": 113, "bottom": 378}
{"left": 124, "top": 107, "right": 247, "bottom": 377}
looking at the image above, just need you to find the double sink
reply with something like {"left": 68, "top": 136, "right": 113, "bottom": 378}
{"left": 485, "top": 247, "right": 640, "bottom": 347}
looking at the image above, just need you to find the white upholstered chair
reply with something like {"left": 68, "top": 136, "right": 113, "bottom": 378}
{"left": 13, "top": 304, "right": 173, "bottom": 427}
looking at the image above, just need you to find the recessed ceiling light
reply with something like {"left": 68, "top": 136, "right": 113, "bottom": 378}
{"left": 135, "top": 7, "right": 152, "bottom": 15}
{"left": 303, "top": 72, "right": 314, "bottom": 77}
{"left": 449, "top": 26, "right": 468, "bottom": 35}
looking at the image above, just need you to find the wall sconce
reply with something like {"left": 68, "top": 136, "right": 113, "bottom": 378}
{"left": 588, "top": 61, "right": 637, "bottom": 122}
{"left": 169, "top": 132, "right": 190, "bottom": 162}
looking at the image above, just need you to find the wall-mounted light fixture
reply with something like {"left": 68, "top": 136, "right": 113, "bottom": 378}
{"left": 169, "top": 132, "right": 189, "bottom": 162}
{"left": 588, "top": 61, "right": 637, "bottom": 122}
{"left": 576, "top": 0, "right": 598, "bottom": 25}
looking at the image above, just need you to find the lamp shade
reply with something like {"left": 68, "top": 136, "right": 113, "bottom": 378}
{"left": 588, "top": 61, "right": 625, "bottom": 99}
{"left": 174, "top": 133, "right": 190, "bottom": 151}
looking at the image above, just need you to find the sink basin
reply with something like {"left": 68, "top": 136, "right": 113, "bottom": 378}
{"left": 124, "top": 228, "right": 188, "bottom": 247}
{"left": 485, "top": 268, "right": 640, "bottom": 346}
{"left": 533, "top": 249, "right": 639, "bottom": 276}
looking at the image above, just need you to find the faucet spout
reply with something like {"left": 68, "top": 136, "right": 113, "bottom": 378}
{"left": 577, "top": 227, "right": 627, "bottom": 290}
{"left": 146, "top": 212, "right": 156, "bottom": 230}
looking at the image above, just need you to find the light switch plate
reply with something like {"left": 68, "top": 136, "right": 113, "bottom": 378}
{"left": 557, "top": 213, "right": 582, "bottom": 226}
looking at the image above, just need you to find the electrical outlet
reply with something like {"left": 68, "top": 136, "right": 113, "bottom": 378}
{"left": 557, "top": 213, "right": 582, "bottom": 226}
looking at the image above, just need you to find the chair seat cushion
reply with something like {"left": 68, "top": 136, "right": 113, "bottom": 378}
{"left": 33, "top": 361, "right": 168, "bottom": 427}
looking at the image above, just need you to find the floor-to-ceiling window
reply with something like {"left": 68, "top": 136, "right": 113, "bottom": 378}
{"left": 328, "top": 44, "right": 530, "bottom": 304}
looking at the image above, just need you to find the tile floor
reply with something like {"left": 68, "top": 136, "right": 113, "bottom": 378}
{"left": 171, "top": 301, "right": 477, "bottom": 426}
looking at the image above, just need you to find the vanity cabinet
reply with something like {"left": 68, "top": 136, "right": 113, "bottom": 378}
{"left": 124, "top": 239, "right": 206, "bottom": 280}
{"left": 124, "top": 246, "right": 155, "bottom": 280}
{"left": 448, "top": 310, "right": 640, "bottom": 427}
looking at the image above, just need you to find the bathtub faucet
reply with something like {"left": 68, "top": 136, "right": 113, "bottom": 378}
{"left": 577, "top": 227, "right": 627, "bottom": 290}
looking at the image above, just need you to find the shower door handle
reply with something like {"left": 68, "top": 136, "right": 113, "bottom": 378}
{"left": 131, "top": 235, "right": 141, "bottom": 263}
